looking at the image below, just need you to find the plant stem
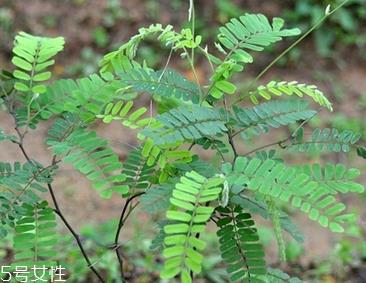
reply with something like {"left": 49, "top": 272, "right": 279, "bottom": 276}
{"left": 48, "top": 183, "right": 106, "bottom": 283}
{"left": 256, "top": 1, "right": 348, "bottom": 83}
{"left": 243, "top": 109, "right": 320, "bottom": 157}
{"left": 198, "top": 46, "right": 215, "bottom": 73}
{"left": 227, "top": 130, "right": 238, "bottom": 162}
{"left": 10, "top": 108, "right": 106, "bottom": 282}
{"left": 233, "top": 0, "right": 350, "bottom": 105}
{"left": 17, "top": 142, "right": 32, "bottom": 163}
{"left": 114, "top": 192, "right": 145, "bottom": 280}
{"left": 267, "top": 197, "right": 286, "bottom": 262}
{"left": 189, "top": 0, "right": 196, "bottom": 66}
{"left": 184, "top": 46, "right": 203, "bottom": 98}
{"left": 243, "top": 140, "right": 287, "bottom": 157}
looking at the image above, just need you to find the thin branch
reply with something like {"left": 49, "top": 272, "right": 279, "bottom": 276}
{"left": 188, "top": 142, "right": 195, "bottom": 150}
{"left": 197, "top": 46, "right": 215, "bottom": 73}
{"left": 46, "top": 158, "right": 105, "bottom": 283}
{"left": 231, "top": 0, "right": 350, "bottom": 106}
{"left": 89, "top": 241, "right": 124, "bottom": 268}
{"left": 227, "top": 131, "right": 238, "bottom": 162}
{"left": 123, "top": 201, "right": 140, "bottom": 223}
{"left": 189, "top": 0, "right": 196, "bottom": 67}
{"left": 17, "top": 142, "right": 32, "bottom": 163}
{"left": 10, "top": 109, "right": 107, "bottom": 283}
{"left": 214, "top": 142, "right": 226, "bottom": 162}
{"left": 158, "top": 47, "right": 174, "bottom": 82}
{"left": 243, "top": 140, "right": 287, "bottom": 157}
{"left": 184, "top": 46, "right": 203, "bottom": 100}
{"left": 253, "top": 0, "right": 350, "bottom": 87}
{"left": 48, "top": 184, "right": 106, "bottom": 283}
{"left": 243, "top": 109, "right": 320, "bottom": 157}
{"left": 114, "top": 192, "right": 145, "bottom": 280}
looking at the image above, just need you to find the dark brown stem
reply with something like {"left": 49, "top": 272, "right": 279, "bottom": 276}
{"left": 48, "top": 183, "right": 106, "bottom": 283}
{"left": 243, "top": 138, "right": 289, "bottom": 157}
{"left": 210, "top": 217, "right": 218, "bottom": 224}
{"left": 13, "top": 123, "right": 32, "bottom": 163}
{"left": 242, "top": 109, "right": 321, "bottom": 157}
{"left": 188, "top": 142, "right": 195, "bottom": 150}
{"left": 12, "top": 117, "right": 106, "bottom": 282}
{"left": 17, "top": 143, "right": 32, "bottom": 162}
{"left": 227, "top": 131, "right": 238, "bottom": 162}
{"left": 114, "top": 192, "right": 145, "bottom": 280}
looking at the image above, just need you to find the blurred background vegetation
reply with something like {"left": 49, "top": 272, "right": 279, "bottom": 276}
{"left": 0, "top": 0, "right": 366, "bottom": 282}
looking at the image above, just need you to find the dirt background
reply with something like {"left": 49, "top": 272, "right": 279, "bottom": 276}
{"left": 0, "top": 0, "right": 366, "bottom": 281}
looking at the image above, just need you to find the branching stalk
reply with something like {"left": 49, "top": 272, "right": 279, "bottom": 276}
{"left": 48, "top": 184, "right": 106, "bottom": 283}
{"left": 114, "top": 192, "right": 145, "bottom": 280}
{"left": 243, "top": 108, "right": 320, "bottom": 156}
{"left": 233, "top": 0, "right": 350, "bottom": 105}
{"left": 9, "top": 109, "right": 107, "bottom": 283}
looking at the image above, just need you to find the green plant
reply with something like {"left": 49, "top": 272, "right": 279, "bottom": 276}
{"left": 0, "top": 1, "right": 365, "bottom": 283}
{"left": 284, "top": 0, "right": 366, "bottom": 57}
{"left": 92, "top": 27, "right": 110, "bottom": 48}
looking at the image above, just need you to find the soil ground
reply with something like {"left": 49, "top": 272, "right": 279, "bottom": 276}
{"left": 0, "top": 0, "right": 365, "bottom": 282}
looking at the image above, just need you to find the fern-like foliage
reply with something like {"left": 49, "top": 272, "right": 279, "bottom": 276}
{"left": 0, "top": 128, "right": 17, "bottom": 143}
{"left": 216, "top": 206, "right": 267, "bottom": 282}
{"left": 222, "top": 157, "right": 365, "bottom": 232}
{"left": 46, "top": 113, "right": 80, "bottom": 144}
{"left": 31, "top": 74, "right": 121, "bottom": 124}
{"left": 2, "top": 8, "right": 366, "bottom": 283}
{"left": 142, "top": 105, "right": 227, "bottom": 145}
{"left": 195, "top": 137, "right": 230, "bottom": 155}
{"left": 150, "top": 221, "right": 167, "bottom": 251}
{"left": 216, "top": 14, "right": 300, "bottom": 61}
{"left": 267, "top": 198, "right": 286, "bottom": 262}
{"left": 141, "top": 138, "right": 192, "bottom": 170}
{"left": 100, "top": 24, "right": 176, "bottom": 72}
{"left": 208, "top": 14, "right": 300, "bottom": 99}
{"left": 357, "top": 146, "right": 366, "bottom": 159}
{"left": 267, "top": 268, "right": 303, "bottom": 283}
{"left": 120, "top": 148, "right": 155, "bottom": 192}
{"left": 161, "top": 171, "right": 223, "bottom": 282}
{"left": 96, "top": 100, "right": 152, "bottom": 129}
{"left": 294, "top": 163, "right": 364, "bottom": 194}
{"left": 119, "top": 68, "right": 200, "bottom": 103}
{"left": 47, "top": 119, "right": 127, "bottom": 198}
{"left": 231, "top": 99, "right": 316, "bottom": 139}
{"left": 100, "top": 24, "right": 202, "bottom": 73}
{"left": 288, "top": 127, "right": 361, "bottom": 153}
{"left": 13, "top": 201, "right": 58, "bottom": 273}
{"left": 254, "top": 149, "right": 283, "bottom": 163}
{"left": 141, "top": 183, "right": 175, "bottom": 214}
{"left": 100, "top": 53, "right": 143, "bottom": 75}
{"left": 0, "top": 69, "right": 15, "bottom": 97}
{"left": 12, "top": 32, "right": 64, "bottom": 95}
{"left": 0, "top": 162, "right": 53, "bottom": 237}
{"left": 230, "top": 195, "right": 304, "bottom": 243}
{"left": 173, "top": 157, "right": 217, "bottom": 178}
{"left": 248, "top": 81, "right": 333, "bottom": 110}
